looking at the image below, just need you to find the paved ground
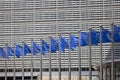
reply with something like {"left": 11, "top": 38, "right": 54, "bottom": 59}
{"left": 38, "top": 76, "right": 98, "bottom": 80}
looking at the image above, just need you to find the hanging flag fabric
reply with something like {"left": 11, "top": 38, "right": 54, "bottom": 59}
{"left": 90, "top": 30, "right": 100, "bottom": 45}
{"left": 70, "top": 35, "right": 79, "bottom": 50}
{"left": 42, "top": 40, "right": 49, "bottom": 55}
{"left": 0, "top": 47, "right": 5, "bottom": 58}
{"left": 60, "top": 37, "right": 69, "bottom": 52}
{"left": 101, "top": 28, "right": 111, "bottom": 43}
{"left": 24, "top": 43, "right": 31, "bottom": 55}
{"left": 6, "top": 46, "right": 14, "bottom": 58}
{"left": 15, "top": 44, "right": 22, "bottom": 58}
{"left": 33, "top": 42, "right": 40, "bottom": 55}
{"left": 80, "top": 32, "right": 89, "bottom": 46}
{"left": 80, "top": 30, "right": 99, "bottom": 46}
{"left": 114, "top": 25, "right": 120, "bottom": 42}
{"left": 51, "top": 38, "right": 59, "bottom": 53}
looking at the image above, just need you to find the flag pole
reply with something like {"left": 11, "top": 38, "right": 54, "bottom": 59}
{"left": 5, "top": 43, "right": 8, "bottom": 80}
{"left": 111, "top": 23, "right": 114, "bottom": 80}
{"left": 13, "top": 43, "right": 16, "bottom": 80}
{"left": 68, "top": 33, "right": 71, "bottom": 80}
{"left": 89, "top": 28, "right": 92, "bottom": 80}
{"left": 40, "top": 38, "right": 43, "bottom": 80}
{"left": 58, "top": 34, "right": 61, "bottom": 80}
{"left": 31, "top": 39, "right": 34, "bottom": 80}
{"left": 78, "top": 30, "right": 81, "bottom": 80}
{"left": 99, "top": 25, "right": 103, "bottom": 80}
{"left": 22, "top": 41, "right": 24, "bottom": 80}
{"left": 49, "top": 37, "right": 52, "bottom": 80}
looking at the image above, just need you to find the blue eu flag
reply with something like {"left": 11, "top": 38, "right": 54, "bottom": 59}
{"left": 70, "top": 35, "right": 79, "bottom": 50}
{"left": 24, "top": 43, "right": 31, "bottom": 55}
{"left": 60, "top": 37, "right": 69, "bottom": 52}
{"left": 42, "top": 40, "right": 49, "bottom": 55}
{"left": 91, "top": 30, "right": 100, "bottom": 45}
{"left": 101, "top": 28, "right": 111, "bottom": 43}
{"left": 6, "top": 46, "right": 14, "bottom": 58}
{"left": 80, "top": 30, "right": 99, "bottom": 46}
{"left": 15, "top": 44, "right": 22, "bottom": 58}
{"left": 33, "top": 42, "right": 40, "bottom": 55}
{"left": 114, "top": 25, "right": 120, "bottom": 42}
{"left": 80, "top": 32, "right": 89, "bottom": 46}
{"left": 0, "top": 47, "right": 5, "bottom": 58}
{"left": 51, "top": 38, "right": 59, "bottom": 53}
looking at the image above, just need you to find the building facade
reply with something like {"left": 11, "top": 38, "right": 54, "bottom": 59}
{"left": 0, "top": 0, "right": 120, "bottom": 80}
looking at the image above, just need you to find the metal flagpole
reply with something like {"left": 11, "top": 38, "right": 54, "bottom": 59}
{"left": 58, "top": 34, "right": 61, "bottom": 80}
{"left": 68, "top": 33, "right": 71, "bottom": 80}
{"left": 99, "top": 25, "right": 103, "bottom": 80}
{"left": 5, "top": 44, "right": 7, "bottom": 80}
{"left": 31, "top": 40, "right": 34, "bottom": 80}
{"left": 5, "top": 44, "right": 8, "bottom": 80}
{"left": 40, "top": 39, "right": 43, "bottom": 80}
{"left": 22, "top": 41, "right": 24, "bottom": 80}
{"left": 89, "top": 28, "right": 92, "bottom": 80}
{"left": 111, "top": 23, "right": 114, "bottom": 80}
{"left": 32, "top": 0, "right": 35, "bottom": 79}
{"left": 13, "top": 43, "right": 16, "bottom": 80}
{"left": 78, "top": 30, "right": 81, "bottom": 80}
{"left": 78, "top": 0, "right": 82, "bottom": 79}
{"left": 101, "top": 0, "right": 104, "bottom": 79}
{"left": 49, "top": 37, "right": 52, "bottom": 80}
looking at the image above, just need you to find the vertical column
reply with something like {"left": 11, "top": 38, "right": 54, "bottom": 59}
{"left": 10, "top": 0, "right": 13, "bottom": 45}
{"left": 78, "top": 0, "right": 82, "bottom": 79}
{"left": 5, "top": 44, "right": 8, "bottom": 80}
{"left": 40, "top": 39, "right": 43, "bottom": 80}
{"left": 55, "top": 0, "right": 58, "bottom": 35}
{"left": 13, "top": 43, "right": 16, "bottom": 80}
{"left": 78, "top": 30, "right": 81, "bottom": 80}
{"left": 49, "top": 37, "right": 52, "bottom": 80}
{"left": 111, "top": 23, "right": 114, "bottom": 80}
{"left": 33, "top": 0, "right": 36, "bottom": 38}
{"left": 68, "top": 33, "right": 71, "bottom": 80}
{"left": 31, "top": 40, "right": 33, "bottom": 80}
{"left": 58, "top": 35, "right": 61, "bottom": 80}
{"left": 99, "top": 25, "right": 103, "bottom": 80}
{"left": 22, "top": 41, "right": 24, "bottom": 80}
{"left": 102, "top": 0, "right": 105, "bottom": 79}
{"left": 89, "top": 28, "right": 92, "bottom": 80}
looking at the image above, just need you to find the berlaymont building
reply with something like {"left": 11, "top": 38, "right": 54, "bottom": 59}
{"left": 0, "top": 0, "right": 120, "bottom": 80}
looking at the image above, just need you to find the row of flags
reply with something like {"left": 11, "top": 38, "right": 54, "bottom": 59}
{"left": 0, "top": 24, "right": 120, "bottom": 58}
